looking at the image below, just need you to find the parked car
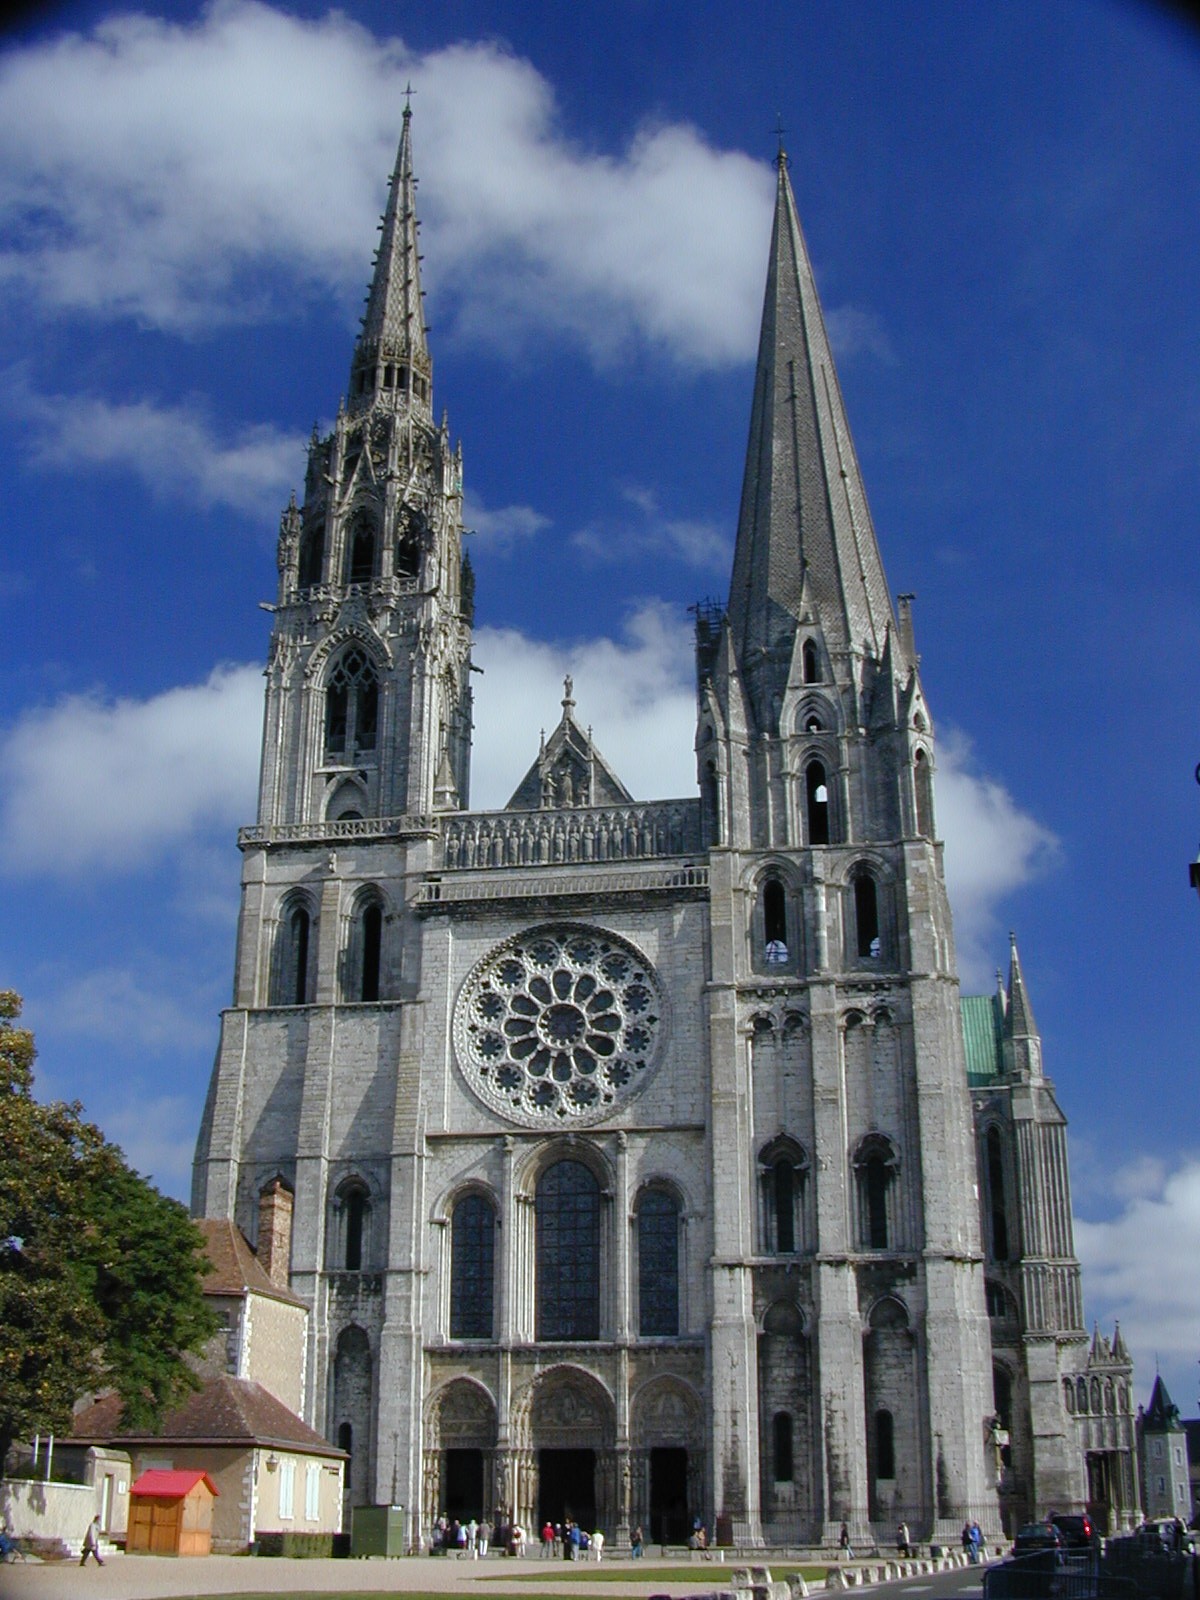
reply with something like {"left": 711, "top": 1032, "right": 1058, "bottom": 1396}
{"left": 1049, "top": 1512, "right": 1099, "bottom": 1551}
{"left": 1013, "top": 1523, "right": 1066, "bottom": 1557}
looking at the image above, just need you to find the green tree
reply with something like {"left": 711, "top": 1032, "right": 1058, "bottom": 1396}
{"left": 0, "top": 991, "right": 216, "bottom": 1469}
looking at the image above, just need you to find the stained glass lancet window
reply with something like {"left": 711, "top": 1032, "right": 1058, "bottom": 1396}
{"left": 536, "top": 1160, "right": 600, "bottom": 1341}
{"left": 450, "top": 1193, "right": 495, "bottom": 1340}
{"left": 637, "top": 1189, "right": 680, "bottom": 1336}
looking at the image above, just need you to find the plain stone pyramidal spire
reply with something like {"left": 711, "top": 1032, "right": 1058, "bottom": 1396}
{"left": 727, "top": 147, "right": 895, "bottom": 670}
{"left": 350, "top": 99, "right": 430, "bottom": 408}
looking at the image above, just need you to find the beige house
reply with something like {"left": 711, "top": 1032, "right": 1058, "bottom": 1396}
{"left": 66, "top": 1196, "right": 344, "bottom": 1552}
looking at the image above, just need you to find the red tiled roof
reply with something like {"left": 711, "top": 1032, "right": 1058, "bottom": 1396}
{"left": 195, "top": 1218, "right": 305, "bottom": 1307}
{"left": 131, "top": 1468, "right": 218, "bottom": 1499}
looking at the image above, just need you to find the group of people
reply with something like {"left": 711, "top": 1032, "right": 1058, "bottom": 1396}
{"left": 962, "top": 1520, "right": 987, "bottom": 1562}
{"left": 429, "top": 1516, "right": 495, "bottom": 1556}
{"left": 539, "top": 1519, "right": 605, "bottom": 1559}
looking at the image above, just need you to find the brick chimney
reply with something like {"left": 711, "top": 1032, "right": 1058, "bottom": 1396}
{"left": 257, "top": 1176, "right": 294, "bottom": 1288}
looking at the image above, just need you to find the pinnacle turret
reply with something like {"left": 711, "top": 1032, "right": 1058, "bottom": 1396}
{"left": 1003, "top": 932, "right": 1043, "bottom": 1080}
{"left": 350, "top": 101, "right": 431, "bottom": 413}
{"left": 726, "top": 149, "right": 896, "bottom": 689}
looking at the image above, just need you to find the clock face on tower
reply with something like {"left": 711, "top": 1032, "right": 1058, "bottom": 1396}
{"left": 453, "top": 923, "right": 667, "bottom": 1127}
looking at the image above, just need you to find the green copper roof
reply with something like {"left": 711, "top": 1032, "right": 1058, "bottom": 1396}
{"left": 962, "top": 993, "right": 1004, "bottom": 1086}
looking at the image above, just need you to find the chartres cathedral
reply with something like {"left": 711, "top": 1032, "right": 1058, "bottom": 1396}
{"left": 193, "top": 110, "right": 1139, "bottom": 1546}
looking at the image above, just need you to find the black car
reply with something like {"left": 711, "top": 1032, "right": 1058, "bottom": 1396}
{"left": 1013, "top": 1522, "right": 1066, "bottom": 1557}
{"left": 1050, "top": 1512, "right": 1099, "bottom": 1551}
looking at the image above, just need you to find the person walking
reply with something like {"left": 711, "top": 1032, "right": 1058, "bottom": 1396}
{"left": 631, "top": 1524, "right": 644, "bottom": 1558}
{"left": 80, "top": 1516, "right": 104, "bottom": 1567}
{"left": 591, "top": 1528, "right": 604, "bottom": 1561}
{"left": 839, "top": 1522, "right": 852, "bottom": 1560}
{"left": 541, "top": 1520, "right": 555, "bottom": 1557}
{"left": 897, "top": 1522, "right": 911, "bottom": 1558}
{"left": 478, "top": 1519, "right": 491, "bottom": 1557}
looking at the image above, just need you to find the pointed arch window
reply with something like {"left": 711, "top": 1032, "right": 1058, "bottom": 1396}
{"left": 273, "top": 900, "right": 314, "bottom": 1005}
{"left": 914, "top": 748, "right": 935, "bottom": 839}
{"left": 762, "top": 877, "right": 788, "bottom": 965}
{"left": 805, "top": 761, "right": 830, "bottom": 845}
{"left": 450, "top": 1192, "right": 496, "bottom": 1340}
{"left": 536, "top": 1159, "right": 600, "bottom": 1341}
{"left": 344, "top": 511, "right": 378, "bottom": 584}
{"left": 637, "top": 1188, "right": 680, "bottom": 1337}
{"left": 759, "top": 1141, "right": 808, "bottom": 1255}
{"left": 325, "top": 647, "right": 379, "bottom": 761}
{"left": 802, "top": 640, "right": 820, "bottom": 685}
{"left": 343, "top": 893, "right": 384, "bottom": 1003}
{"left": 851, "top": 868, "right": 881, "bottom": 960}
{"left": 854, "top": 1137, "right": 897, "bottom": 1250}
{"left": 331, "top": 1179, "right": 371, "bottom": 1271}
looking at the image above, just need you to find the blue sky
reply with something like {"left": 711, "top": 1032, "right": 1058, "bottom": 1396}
{"left": 1, "top": 0, "right": 1199, "bottom": 1409}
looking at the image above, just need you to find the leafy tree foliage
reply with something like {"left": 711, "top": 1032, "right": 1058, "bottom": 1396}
{"left": 0, "top": 992, "right": 216, "bottom": 1468}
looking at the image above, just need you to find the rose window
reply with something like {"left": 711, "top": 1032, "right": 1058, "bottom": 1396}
{"left": 454, "top": 925, "right": 667, "bottom": 1126}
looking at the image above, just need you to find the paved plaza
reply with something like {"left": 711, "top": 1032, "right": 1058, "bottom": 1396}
{"left": 0, "top": 1551, "right": 745, "bottom": 1600}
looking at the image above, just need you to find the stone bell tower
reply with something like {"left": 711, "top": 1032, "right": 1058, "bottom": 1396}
{"left": 261, "top": 101, "right": 472, "bottom": 829}
{"left": 697, "top": 147, "right": 997, "bottom": 1543}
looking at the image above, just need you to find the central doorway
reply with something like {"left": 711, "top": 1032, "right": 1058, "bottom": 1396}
{"left": 444, "top": 1448, "right": 485, "bottom": 1522}
{"left": 538, "top": 1448, "right": 596, "bottom": 1531}
{"left": 650, "top": 1447, "right": 689, "bottom": 1543}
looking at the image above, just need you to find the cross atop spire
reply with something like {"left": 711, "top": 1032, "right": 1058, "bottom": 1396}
{"left": 726, "top": 152, "right": 895, "bottom": 683}
{"left": 350, "top": 103, "right": 431, "bottom": 413}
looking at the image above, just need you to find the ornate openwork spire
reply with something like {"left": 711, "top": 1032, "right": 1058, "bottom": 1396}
{"left": 726, "top": 151, "right": 895, "bottom": 670}
{"left": 350, "top": 98, "right": 431, "bottom": 412}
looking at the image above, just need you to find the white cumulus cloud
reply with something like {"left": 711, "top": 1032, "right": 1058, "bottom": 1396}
{"left": 935, "top": 730, "right": 1060, "bottom": 988}
{"left": 6, "top": 374, "right": 305, "bottom": 519}
{"left": 1075, "top": 1159, "right": 1200, "bottom": 1412}
{"left": 0, "top": 663, "right": 262, "bottom": 875}
{"left": 471, "top": 602, "right": 698, "bottom": 808}
{"left": 0, "top": 1, "right": 774, "bottom": 367}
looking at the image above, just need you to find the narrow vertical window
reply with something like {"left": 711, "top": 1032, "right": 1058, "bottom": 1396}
{"left": 986, "top": 1127, "right": 1010, "bottom": 1260}
{"left": 865, "top": 1157, "right": 889, "bottom": 1248}
{"left": 360, "top": 903, "right": 382, "bottom": 1002}
{"left": 298, "top": 525, "right": 324, "bottom": 588}
{"left": 802, "top": 640, "right": 820, "bottom": 684}
{"left": 346, "top": 518, "right": 376, "bottom": 583}
{"left": 806, "top": 762, "right": 830, "bottom": 844}
{"left": 450, "top": 1193, "right": 495, "bottom": 1340}
{"left": 325, "top": 682, "right": 348, "bottom": 757}
{"left": 638, "top": 1189, "right": 680, "bottom": 1337}
{"left": 773, "top": 1412, "right": 794, "bottom": 1482}
{"left": 345, "top": 1187, "right": 367, "bottom": 1270}
{"left": 854, "top": 872, "right": 880, "bottom": 958}
{"left": 914, "top": 748, "right": 935, "bottom": 838}
{"left": 874, "top": 1409, "right": 895, "bottom": 1479}
{"left": 773, "top": 1160, "right": 796, "bottom": 1253}
{"left": 291, "top": 907, "right": 310, "bottom": 1005}
{"left": 763, "top": 878, "right": 788, "bottom": 964}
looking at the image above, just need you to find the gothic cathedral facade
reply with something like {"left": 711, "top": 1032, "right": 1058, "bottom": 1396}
{"left": 193, "top": 112, "right": 1138, "bottom": 1545}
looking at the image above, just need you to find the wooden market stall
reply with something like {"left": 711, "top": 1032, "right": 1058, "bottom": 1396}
{"left": 127, "top": 1469, "right": 218, "bottom": 1555}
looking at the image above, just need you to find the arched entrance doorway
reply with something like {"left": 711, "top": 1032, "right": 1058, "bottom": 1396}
{"left": 424, "top": 1380, "right": 497, "bottom": 1531}
{"left": 631, "top": 1377, "right": 704, "bottom": 1544}
{"left": 514, "top": 1369, "right": 616, "bottom": 1536}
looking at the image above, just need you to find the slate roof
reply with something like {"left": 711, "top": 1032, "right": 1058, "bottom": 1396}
{"left": 196, "top": 1217, "right": 305, "bottom": 1308}
{"left": 72, "top": 1376, "right": 344, "bottom": 1459}
{"left": 1144, "top": 1375, "right": 1184, "bottom": 1432}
